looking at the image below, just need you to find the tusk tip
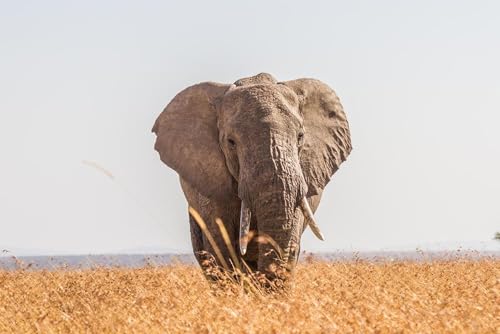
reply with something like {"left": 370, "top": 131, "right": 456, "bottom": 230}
{"left": 311, "top": 229, "right": 325, "bottom": 241}
{"left": 240, "top": 246, "right": 247, "bottom": 255}
{"left": 310, "top": 225, "right": 325, "bottom": 241}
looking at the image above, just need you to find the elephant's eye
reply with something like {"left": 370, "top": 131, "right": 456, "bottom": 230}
{"left": 227, "top": 138, "right": 236, "bottom": 148}
{"left": 297, "top": 132, "right": 304, "bottom": 146}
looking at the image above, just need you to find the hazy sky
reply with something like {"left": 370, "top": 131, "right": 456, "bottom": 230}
{"left": 1, "top": 1, "right": 499, "bottom": 255}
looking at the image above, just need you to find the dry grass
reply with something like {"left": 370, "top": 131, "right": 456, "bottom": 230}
{"left": 0, "top": 258, "right": 498, "bottom": 333}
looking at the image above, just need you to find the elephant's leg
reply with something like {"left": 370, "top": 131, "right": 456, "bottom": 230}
{"left": 188, "top": 212, "right": 221, "bottom": 281}
{"left": 182, "top": 177, "right": 240, "bottom": 280}
{"left": 188, "top": 211, "right": 205, "bottom": 267}
{"left": 188, "top": 210, "right": 236, "bottom": 282}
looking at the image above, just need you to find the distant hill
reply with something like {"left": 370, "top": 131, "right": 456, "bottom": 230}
{"left": 2, "top": 240, "right": 498, "bottom": 270}
{"left": 1, "top": 249, "right": 498, "bottom": 271}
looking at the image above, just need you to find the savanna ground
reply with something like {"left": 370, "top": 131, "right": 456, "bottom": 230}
{"left": 0, "top": 257, "right": 498, "bottom": 333}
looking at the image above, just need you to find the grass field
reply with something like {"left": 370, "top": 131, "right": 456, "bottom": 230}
{"left": 0, "top": 257, "right": 498, "bottom": 333}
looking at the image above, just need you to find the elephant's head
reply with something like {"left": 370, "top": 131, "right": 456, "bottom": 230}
{"left": 153, "top": 73, "right": 351, "bottom": 281}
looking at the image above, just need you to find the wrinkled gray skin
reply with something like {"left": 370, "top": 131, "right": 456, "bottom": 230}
{"left": 152, "top": 73, "right": 352, "bottom": 283}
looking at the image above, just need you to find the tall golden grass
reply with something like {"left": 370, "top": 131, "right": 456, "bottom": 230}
{"left": 0, "top": 257, "right": 498, "bottom": 333}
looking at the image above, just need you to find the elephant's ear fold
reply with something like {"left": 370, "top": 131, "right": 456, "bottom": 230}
{"left": 283, "top": 79, "right": 352, "bottom": 196}
{"left": 152, "top": 82, "right": 235, "bottom": 200}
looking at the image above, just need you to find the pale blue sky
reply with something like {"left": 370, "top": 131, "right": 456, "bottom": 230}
{"left": 1, "top": 1, "right": 499, "bottom": 255}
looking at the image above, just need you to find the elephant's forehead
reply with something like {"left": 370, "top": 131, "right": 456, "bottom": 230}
{"left": 222, "top": 85, "right": 300, "bottom": 118}
{"left": 223, "top": 106, "right": 303, "bottom": 136}
{"left": 225, "top": 84, "right": 297, "bottom": 105}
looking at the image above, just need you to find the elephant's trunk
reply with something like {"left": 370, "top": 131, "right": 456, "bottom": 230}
{"left": 247, "top": 149, "right": 307, "bottom": 281}
{"left": 252, "top": 190, "right": 301, "bottom": 280}
{"left": 237, "top": 132, "right": 313, "bottom": 282}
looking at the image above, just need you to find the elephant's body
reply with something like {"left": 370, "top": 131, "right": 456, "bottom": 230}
{"left": 153, "top": 73, "right": 351, "bottom": 282}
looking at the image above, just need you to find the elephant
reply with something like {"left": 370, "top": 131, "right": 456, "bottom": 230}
{"left": 152, "top": 73, "right": 352, "bottom": 284}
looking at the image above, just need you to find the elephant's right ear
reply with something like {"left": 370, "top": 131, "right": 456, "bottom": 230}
{"left": 152, "top": 82, "right": 235, "bottom": 200}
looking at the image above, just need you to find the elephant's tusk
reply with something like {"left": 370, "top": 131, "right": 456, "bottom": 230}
{"left": 239, "top": 201, "right": 252, "bottom": 255}
{"left": 300, "top": 197, "right": 325, "bottom": 241}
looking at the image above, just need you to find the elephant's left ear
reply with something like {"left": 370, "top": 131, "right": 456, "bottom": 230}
{"left": 282, "top": 79, "right": 352, "bottom": 196}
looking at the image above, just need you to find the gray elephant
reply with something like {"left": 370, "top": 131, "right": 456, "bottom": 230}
{"left": 152, "top": 73, "right": 351, "bottom": 283}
